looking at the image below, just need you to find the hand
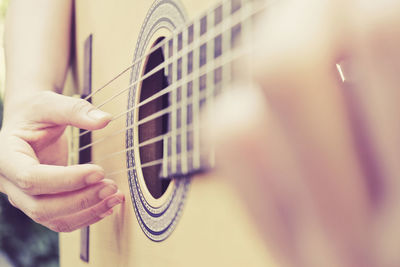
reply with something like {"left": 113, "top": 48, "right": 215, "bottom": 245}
{"left": 0, "top": 91, "right": 124, "bottom": 232}
{"left": 207, "top": 0, "right": 400, "bottom": 267}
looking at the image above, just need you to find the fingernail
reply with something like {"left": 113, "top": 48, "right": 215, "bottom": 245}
{"left": 87, "top": 109, "right": 111, "bottom": 121}
{"left": 86, "top": 172, "right": 104, "bottom": 185}
{"left": 99, "top": 209, "right": 113, "bottom": 218}
{"left": 107, "top": 196, "right": 122, "bottom": 208}
{"left": 98, "top": 184, "right": 118, "bottom": 199}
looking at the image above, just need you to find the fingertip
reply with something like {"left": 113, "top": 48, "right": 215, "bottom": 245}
{"left": 106, "top": 193, "right": 124, "bottom": 209}
{"left": 83, "top": 165, "right": 105, "bottom": 185}
{"left": 87, "top": 109, "right": 112, "bottom": 128}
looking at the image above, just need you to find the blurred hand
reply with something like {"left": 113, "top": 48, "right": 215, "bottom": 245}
{"left": 207, "top": 0, "right": 400, "bottom": 267}
{"left": 0, "top": 91, "right": 124, "bottom": 232}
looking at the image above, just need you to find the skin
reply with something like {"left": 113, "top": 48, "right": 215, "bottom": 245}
{"left": 207, "top": 0, "right": 400, "bottom": 267}
{"left": 1, "top": 0, "right": 124, "bottom": 233}
{"left": 3, "top": 0, "right": 400, "bottom": 266}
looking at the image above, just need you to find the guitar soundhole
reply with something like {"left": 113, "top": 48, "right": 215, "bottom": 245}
{"left": 138, "top": 37, "right": 170, "bottom": 199}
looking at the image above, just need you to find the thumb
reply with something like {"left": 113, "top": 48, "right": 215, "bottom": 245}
{"left": 30, "top": 91, "right": 112, "bottom": 130}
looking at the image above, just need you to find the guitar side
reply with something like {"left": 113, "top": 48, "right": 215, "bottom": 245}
{"left": 60, "top": 0, "right": 276, "bottom": 266}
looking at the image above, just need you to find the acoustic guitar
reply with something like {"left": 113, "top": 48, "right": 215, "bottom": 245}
{"left": 61, "top": 0, "right": 277, "bottom": 266}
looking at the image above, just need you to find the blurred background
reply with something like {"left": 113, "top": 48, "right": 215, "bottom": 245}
{"left": 0, "top": 0, "right": 59, "bottom": 266}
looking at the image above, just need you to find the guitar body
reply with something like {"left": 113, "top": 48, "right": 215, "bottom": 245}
{"left": 60, "top": 0, "right": 276, "bottom": 266}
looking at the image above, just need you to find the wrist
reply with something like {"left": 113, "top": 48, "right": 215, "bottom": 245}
{"left": 4, "top": 80, "right": 59, "bottom": 107}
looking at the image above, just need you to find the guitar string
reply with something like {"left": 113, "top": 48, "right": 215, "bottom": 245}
{"left": 73, "top": 1, "right": 272, "bottom": 177}
{"left": 79, "top": 0, "right": 269, "bottom": 103}
{"left": 80, "top": 0, "right": 250, "bottom": 102}
{"left": 102, "top": 3, "right": 260, "bottom": 177}
{"left": 77, "top": 44, "right": 247, "bottom": 154}
{"left": 75, "top": 1, "right": 265, "bottom": 139}
{"left": 90, "top": 45, "right": 248, "bottom": 176}
{"left": 78, "top": 44, "right": 236, "bottom": 165}
{"left": 75, "top": 13, "right": 258, "bottom": 176}
{"left": 77, "top": 18, "right": 226, "bottom": 138}
{"left": 104, "top": 147, "right": 200, "bottom": 179}
{"left": 78, "top": 89, "right": 205, "bottom": 153}
{"left": 94, "top": 62, "right": 219, "bottom": 169}
{"left": 98, "top": 37, "right": 348, "bottom": 178}
{"left": 96, "top": 125, "right": 196, "bottom": 167}
{"left": 78, "top": 46, "right": 245, "bottom": 176}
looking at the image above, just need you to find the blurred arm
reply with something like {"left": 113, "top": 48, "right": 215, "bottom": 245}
{"left": 4, "top": 0, "right": 72, "bottom": 117}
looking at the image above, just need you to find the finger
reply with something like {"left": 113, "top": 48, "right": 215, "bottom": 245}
{"left": 349, "top": 0, "right": 400, "bottom": 201}
{"left": 251, "top": 4, "right": 369, "bottom": 232}
{"left": 255, "top": 39, "right": 370, "bottom": 267}
{"left": 7, "top": 179, "right": 118, "bottom": 223}
{"left": 0, "top": 136, "right": 105, "bottom": 195}
{"left": 348, "top": 2, "right": 400, "bottom": 264}
{"left": 205, "top": 86, "right": 342, "bottom": 267}
{"left": 47, "top": 192, "right": 124, "bottom": 232}
{"left": 42, "top": 180, "right": 119, "bottom": 219}
{"left": 229, "top": 1, "right": 371, "bottom": 263}
{"left": 27, "top": 91, "right": 112, "bottom": 130}
{"left": 11, "top": 162, "right": 105, "bottom": 195}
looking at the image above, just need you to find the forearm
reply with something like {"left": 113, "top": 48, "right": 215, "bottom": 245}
{"left": 4, "top": 0, "right": 73, "bottom": 117}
